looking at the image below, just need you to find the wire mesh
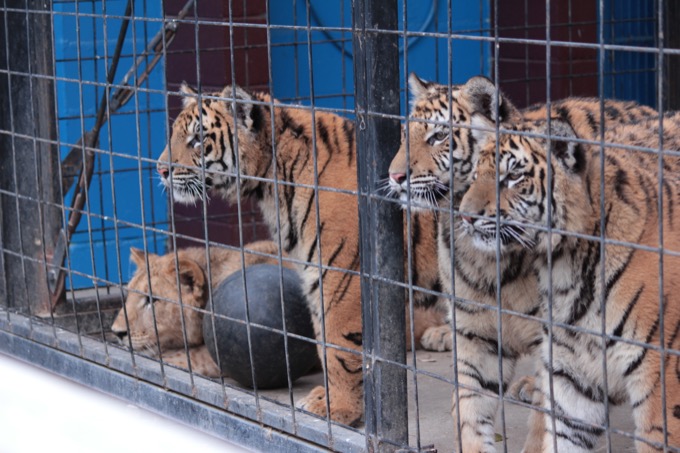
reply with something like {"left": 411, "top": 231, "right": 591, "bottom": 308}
{"left": 0, "top": 0, "right": 679, "bottom": 452}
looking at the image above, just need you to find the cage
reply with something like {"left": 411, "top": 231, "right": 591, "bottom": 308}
{"left": 1, "top": 0, "right": 679, "bottom": 452}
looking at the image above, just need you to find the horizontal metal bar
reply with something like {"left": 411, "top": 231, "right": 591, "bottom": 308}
{"left": 0, "top": 308, "right": 365, "bottom": 453}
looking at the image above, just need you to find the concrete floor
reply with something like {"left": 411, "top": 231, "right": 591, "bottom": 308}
{"left": 259, "top": 351, "right": 637, "bottom": 452}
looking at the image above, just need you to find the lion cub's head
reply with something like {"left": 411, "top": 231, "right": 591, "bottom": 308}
{"left": 111, "top": 248, "right": 207, "bottom": 354}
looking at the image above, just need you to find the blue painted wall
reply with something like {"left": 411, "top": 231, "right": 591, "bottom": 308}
{"left": 269, "top": 0, "right": 491, "bottom": 113}
{"left": 53, "top": 1, "right": 167, "bottom": 288}
{"left": 603, "top": 0, "right": 657, "bottom": 107}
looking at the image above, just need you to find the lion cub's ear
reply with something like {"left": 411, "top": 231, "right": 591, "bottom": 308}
{"left": 129, "top": 247, "right": 158, "bottom": 268}
{"left": 168, "top": 258, "right": 206, "bottom": 302}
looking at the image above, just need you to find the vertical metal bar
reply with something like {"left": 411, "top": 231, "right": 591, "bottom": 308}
{"left": 545, "top": 0, "right": 558, "bottom": 450}
{"left": 492, "top": 0, "right": 508, "bottom": 450}
{"left": 73, "top": 0, "right": 97, "bottom": 350}
{"left": 352, "top": 0, "right": 407, "bottom": 450}
{"left": 128, "top": 0, "right": 175, "bottom": 387}
{"left": 293, "top": 0, "right": 300, "bottom": 100}
{"left": 0, "top": 0, "right": 60, "bottom": 316}
{"left": 262, "top": 0, "right": 299, "bottom": 431}
{"left": 401, "top": 0, "right": 423, "bottom": 450}
{"left": 108, "top": 0, "right": 139, "bottom": 368}
{"left": 48, "top": 3, "right": 84, "bottom": 355}
{"left": 223, "top": 0, "right": 263, "bottom": 421}
{"left": 597, "top": 0, "right": 612, "bottom": 450}
{"left": 655, "top": 1, "right": 669, "bottom": 449}
{"left": 665, "top": 2, "right": 680, "bottom": 109}
{"left": 303, "top": 0, "right": 334, "bottom": 442}
{"left": 22, "top": 0, "right": 58, "bottom": 344}
{"left": 524, "top": 0, "right": 530, "bottom": 105}
{"left": 446, "top": 2, "right": 464, "bottom": 451}
{"left": 142, "top": 0, "right": 159, "bottom": 252}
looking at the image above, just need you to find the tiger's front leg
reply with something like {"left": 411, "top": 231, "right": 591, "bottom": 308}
{"left": 509, "top": 374, "right": 545, "bottom": 453}
{"left": 452, "top": 308, "right": 519, "bottom": 453}
{"left": 297, "top": 270, "right": 364, "bottom": 426}
{"left": 537, "top": 349, "right": 606, "bottom": 453}
{"left": 628, "top": 349, "right": 680, "bottom": 452}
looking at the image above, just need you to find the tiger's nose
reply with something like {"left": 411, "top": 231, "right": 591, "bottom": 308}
{"left": 158, "top": 163, "right": 170, "bottom": 179}
{"left": 390, "top": 172, "right": 407, "bottom": 184}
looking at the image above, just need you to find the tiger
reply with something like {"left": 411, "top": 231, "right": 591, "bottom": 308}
{"left": 111, "top": 240, "right": 286, "bottom": 377}
{"left": 388, "top": 73, "right": 664, "bottom": 452}
{"left": 156, "top": 83, "right": 448, "bottom": 425}
{"left": 460, "top": 112, "right": 680, "bottom": 452}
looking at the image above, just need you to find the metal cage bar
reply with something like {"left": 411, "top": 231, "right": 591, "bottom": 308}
{"left": 2, "top": 1, "right": 680, "bottom": 452}
{"left": 353, "top": 0, "right": 408, "bottom": 450}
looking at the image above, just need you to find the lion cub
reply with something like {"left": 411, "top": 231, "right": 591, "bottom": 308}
{"left": 111, "top": 240, "right": 287, "bottom": 377}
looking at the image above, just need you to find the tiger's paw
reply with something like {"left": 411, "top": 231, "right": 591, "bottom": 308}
{"left": 508, "top": 375, "right": 536, "bottom": 404}
{"left": 297, "top": 386, "right": 363, "bottom": 427}
{"left": 420, "top": 324, "right": 453, "bottom": 351}
{"left": 460, "top": 439, "right": 498, "bottom": 453}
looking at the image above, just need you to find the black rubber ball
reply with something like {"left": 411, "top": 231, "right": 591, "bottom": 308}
{"left": 203, "top": 264, "right": 318, "bottom": 389}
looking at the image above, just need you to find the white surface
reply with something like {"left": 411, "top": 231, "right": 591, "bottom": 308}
{"left": 0, "top": 353, "right": 251, "bottom": 453}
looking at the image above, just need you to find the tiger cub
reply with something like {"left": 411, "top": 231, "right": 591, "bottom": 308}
{"left": 156, "top": 84, "right": 447, "bottom": 425}
{"left": 388, "top": 73, "right": 663, "bottom": 452}
{"left": 461, "top": 113, "right": 680, "bottom": 452}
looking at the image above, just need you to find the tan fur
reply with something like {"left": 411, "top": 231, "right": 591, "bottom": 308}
{"left": 461, "top": 115, "right": 680, "bottom": 452}
{"left": 156, "top": 84, "right": 447, "bottom": 425}
{"left": 111, "top": 240, "right": 285, "bottom": 378}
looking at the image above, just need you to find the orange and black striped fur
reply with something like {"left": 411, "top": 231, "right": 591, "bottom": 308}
{"left": 157, "top": 84, "right": 447, "bottom": 425}
{"left": 461, "top": 113, "right": 680, "bottom": 452}
{"left": 388, "top": 73, "right": 663, "bottom": 452}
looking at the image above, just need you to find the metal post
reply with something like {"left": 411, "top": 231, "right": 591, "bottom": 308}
{"left": 665, "top": 2, "right": 680, "bottom": 110}
{"left": 352, "top": 0, "right": 408, "bottom": 451}
{"left": 0, "top": 2, "right": 60, "bottom": 314}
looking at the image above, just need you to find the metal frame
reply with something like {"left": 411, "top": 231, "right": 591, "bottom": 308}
{"left": 0, "top": 309, "right": 363, "bottom": 453}
{"left": 1, "top": 1, "right": 678, "bottom": 452}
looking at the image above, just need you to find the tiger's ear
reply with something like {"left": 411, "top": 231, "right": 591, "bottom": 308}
{"left": 179, "top": 82, "right": 198, "bottom": 109}
{"left": 460, "top": 76, "right": 518, "bottom": 122}
{"left": 408, "top": 73, "right": 434, "bottom": 100}
{"left": 469, "top": 112, "right": 496, "bottom": 150}
{"left": 543, "top": 119, "right": 585, "bottom": 174}
{"left": 220, "top": 85, "right": 263, "bottom": 133}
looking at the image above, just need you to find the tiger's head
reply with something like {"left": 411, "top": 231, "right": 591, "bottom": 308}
{"left": 157, "top": 83, "right": 270, "bottom": 205}
{"left": 459, "top": 115, "right": 590, "bottom": 253}
{"left": 388, "top": 74, "right": 519, "bottom": 211}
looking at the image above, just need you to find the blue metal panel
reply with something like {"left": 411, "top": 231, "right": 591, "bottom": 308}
{"left": 53, "top": 1, "right": 167, "bottom": 288}
{"left": 269, "top": 0, "right": 491, "bottom": 114}
{"left": 602, "top": 0, "right": 657, "bottom": 107}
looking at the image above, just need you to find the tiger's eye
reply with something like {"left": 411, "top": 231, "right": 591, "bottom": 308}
{"left": 427, "top": 131, "right": 449, "bottom": 146}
